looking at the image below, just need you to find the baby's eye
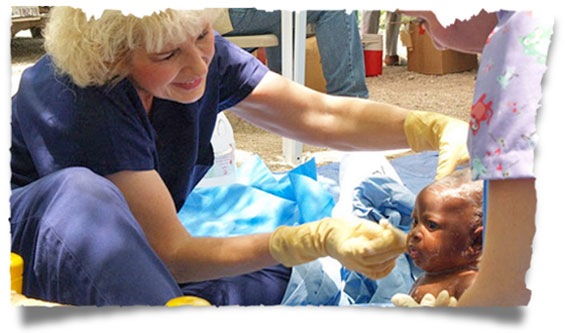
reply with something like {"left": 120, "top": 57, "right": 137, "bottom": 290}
{"left": 412, "top": 218, "right": 418, "bottom": 227}
{"left": 426, "top": 221, "right": 439, "bottom": 230}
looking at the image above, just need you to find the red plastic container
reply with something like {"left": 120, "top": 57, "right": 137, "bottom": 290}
{"left": 363, "top": 34, "right": 383, "bottom": 77}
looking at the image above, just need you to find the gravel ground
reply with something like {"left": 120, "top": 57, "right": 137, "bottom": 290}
{"left": 11, "top": 34, "right": 477, "bottom": 172}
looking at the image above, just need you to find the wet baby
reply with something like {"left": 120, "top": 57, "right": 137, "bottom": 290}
{"left": 406, "top": 169, "right": 484, "bottom": 303}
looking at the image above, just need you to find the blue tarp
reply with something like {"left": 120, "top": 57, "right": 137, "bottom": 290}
{"left": 178, "top": 155, "right": 335, "bottom": 237}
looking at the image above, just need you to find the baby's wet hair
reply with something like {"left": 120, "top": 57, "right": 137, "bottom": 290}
{"left": 425, "top": 168, "right": 484, "bottom": 229}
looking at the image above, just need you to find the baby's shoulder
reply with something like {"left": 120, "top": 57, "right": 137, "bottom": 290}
{"left": 454, "top": 269, "right": 479, "bottom": 297}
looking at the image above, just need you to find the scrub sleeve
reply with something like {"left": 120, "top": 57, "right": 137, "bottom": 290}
{"left": 467, "top": 11, "right": 553, "bottom": 234}
{"left": 10, "top": 33, "right": 289, "bottom": 305}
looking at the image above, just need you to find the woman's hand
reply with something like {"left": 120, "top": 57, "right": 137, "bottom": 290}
{"left": 404, "top": 110, "right": 470, "bottom": 180}
{"left": 269, "top": 217, "right": 407, "bottom": 280}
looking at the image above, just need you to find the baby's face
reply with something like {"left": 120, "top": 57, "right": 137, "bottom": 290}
{"left": 407, "top": 185, "right": 478, "bottom": 272}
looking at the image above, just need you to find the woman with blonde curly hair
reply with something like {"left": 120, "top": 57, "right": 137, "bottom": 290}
{"left": 10, "top": 6, "right": 469, "bottom": 306}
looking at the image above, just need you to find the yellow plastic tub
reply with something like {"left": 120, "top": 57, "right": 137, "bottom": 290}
{"left": 10, "top": 253, "right": 24, "bottom": 293}
{"left": 166, "top": 296, "right": 211, "bottom": 307}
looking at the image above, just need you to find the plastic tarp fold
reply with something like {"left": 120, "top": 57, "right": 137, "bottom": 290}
{"left": 178, "top": 155, "right": 335, "bottom": 237}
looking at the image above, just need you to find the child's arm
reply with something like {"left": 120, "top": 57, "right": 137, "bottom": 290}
{"left": 457, "top": 178, "right": 535, "bottom": 306}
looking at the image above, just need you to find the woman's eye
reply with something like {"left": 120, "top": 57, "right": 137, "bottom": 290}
{"left": 197, "top": 29, "right": 209, "bottom": 40}
{"left": 161, "top": 50, "right": 177, "bottom": 60}
{"left": 152, "top": 50, "right": 177, "bottom": 62}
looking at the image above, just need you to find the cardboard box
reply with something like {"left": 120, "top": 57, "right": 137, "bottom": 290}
{"left": 305, "top": 36, "right": 327, "bottom": 93}
{"left": 404, "top": 21, "right": 478, "bottom": 75}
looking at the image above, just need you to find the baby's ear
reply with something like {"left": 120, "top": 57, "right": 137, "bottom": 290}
{"left": 471, "top": 226, "right": 484, "bottom": 252}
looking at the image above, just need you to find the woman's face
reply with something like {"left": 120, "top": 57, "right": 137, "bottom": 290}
{"left": 129, "top": 22, "right": 215, "bottom": 108}
{"left": 407, "top": 185, "right": 480, "bottom": 273}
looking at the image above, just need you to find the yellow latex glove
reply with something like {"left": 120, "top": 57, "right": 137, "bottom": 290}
{"left": 404, "top": 111, "right": 469, "bottom": 180}
{"left": 391, "top": 290, "right": 458, "bottom": 307}
{"left": 269, "top": 218, "right": 407, "bottom": 280}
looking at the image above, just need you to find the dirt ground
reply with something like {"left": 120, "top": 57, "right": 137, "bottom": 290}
{"left": 10, "top": 34, "right": 477, "bottom": 172}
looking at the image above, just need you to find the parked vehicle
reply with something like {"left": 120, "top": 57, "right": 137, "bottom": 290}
{"left": 11, "top": 6, "right": 50, "bottom": 38}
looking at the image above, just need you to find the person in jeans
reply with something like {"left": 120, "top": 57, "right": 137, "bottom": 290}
{"left": 218, "top": 8, "right": 369, "bottom": 98}
{"left": 361, "top": 10, "right": 402, "bottom": 66}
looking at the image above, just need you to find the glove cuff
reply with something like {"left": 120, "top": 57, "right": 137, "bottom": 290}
{"left": 404, "top": 110, "right": 442, "bottom": 152}
{"left": 269, "top": 222, "right": 328, "bottom": 267}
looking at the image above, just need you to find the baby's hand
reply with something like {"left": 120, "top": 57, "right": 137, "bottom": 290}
{"left": 392, "top": 290, "right": 458, "bottom": 307}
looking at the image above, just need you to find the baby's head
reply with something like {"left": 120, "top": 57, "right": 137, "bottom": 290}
{"left": 407, "top": 169, "right": 483, "bottom": 273}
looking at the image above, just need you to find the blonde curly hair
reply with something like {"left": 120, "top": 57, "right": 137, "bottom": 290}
{"left": 43, "top": 6, "right": 221, "bottom": 87}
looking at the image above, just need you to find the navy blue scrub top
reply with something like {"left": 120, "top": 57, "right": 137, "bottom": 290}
{"left": 11, "top": 32, "right": 269, "bottom": 211}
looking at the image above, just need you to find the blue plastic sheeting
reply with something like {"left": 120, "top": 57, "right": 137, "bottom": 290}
{"left": 352, "top": 176, "right": 416, "bottom": 233}
{"left": 390, "top": 151, "right": 438, "bottom": 195}
{"left": 341, "top": 254, "right": 419, "bottom": 305}
{"left": 316, "top": 151, "right": 438, "bottom": 206}
{"left": 316, "top": 163, "right": 341, "bottom": 203}
{"left": 279, "top": 260, "right": 342, "bottom": 306}
{"left": 178, "top": 155, "right": 335, "bottom": 237}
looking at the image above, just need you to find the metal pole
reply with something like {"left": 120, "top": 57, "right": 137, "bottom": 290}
{"left": 281, "top": 10, "right": 306, "bottom": 166}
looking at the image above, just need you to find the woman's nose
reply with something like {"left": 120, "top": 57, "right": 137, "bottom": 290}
{"left": 181, "top": 48, "right": 209, "bottom": 77}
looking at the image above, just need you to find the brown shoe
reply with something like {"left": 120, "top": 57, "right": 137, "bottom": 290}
{"left": 384, "top": 55, "right": 399, "bottom": 66}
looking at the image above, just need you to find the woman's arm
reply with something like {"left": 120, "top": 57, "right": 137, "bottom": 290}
{"left": 229, "top": 72, "right": 410, "bottom": 151}
{"left": 231, "top": 71, "right": 469, "bottom": 179}
{"left": 457, "top": 178, "right": 536, "bottom": 306}
{"left": 106, "top": 170, "right": 277, "bottom": 283}
{"left": 106, "top": 169, "right": 408, "bottom": 283}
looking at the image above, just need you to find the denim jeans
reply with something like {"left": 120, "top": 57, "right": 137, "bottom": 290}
{"left": 226, "top": 8, "right": 369, "bottom": 98}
